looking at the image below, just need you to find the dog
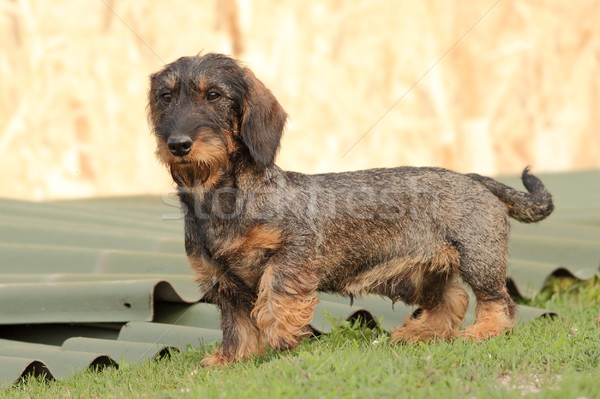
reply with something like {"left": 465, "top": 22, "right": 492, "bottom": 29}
{"left": 147, "top": 53, "right": 554, "bottom": 366}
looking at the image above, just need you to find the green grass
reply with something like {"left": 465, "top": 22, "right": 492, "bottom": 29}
{"left": 5, "top": 276, "right": 600, "bottom": 399}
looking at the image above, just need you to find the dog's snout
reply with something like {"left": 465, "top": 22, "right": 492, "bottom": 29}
{"left": 167, "top": 136, "right": 193, "bottom": 156}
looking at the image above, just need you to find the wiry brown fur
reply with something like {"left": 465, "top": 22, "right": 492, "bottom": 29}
{"left": 148, "top": 53, "right": 554, "bottom": 366}
{"left": 391, "top": 278, "right": 469, "bottom": 343}
{"left": 252, "top": 265, "right": 320, "bottom": 351}
{"left": 462, "top": 296, "right": 517, "bottom": 341}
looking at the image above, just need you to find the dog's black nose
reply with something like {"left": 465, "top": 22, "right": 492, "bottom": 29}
{"left": 167, "top": 136, "right": 193, "bottom": 156}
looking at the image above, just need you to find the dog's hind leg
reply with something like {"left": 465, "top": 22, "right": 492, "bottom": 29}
{"left": 461, "top": 293, "right": 516, "bottom": 341}
{"left": 391, "top": 246, "right": 469, "bottom": 343}
{"left": 459, "top": 252, "right": 516, "bottom": 341}
{"left": 391, "top": 276, "right": 469, "bottom": 343}
{"left": 456, "top": 221, "right": 516, "bottom": 341}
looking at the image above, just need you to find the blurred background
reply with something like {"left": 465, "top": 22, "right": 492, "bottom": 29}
{"left": 1, "top": 0, "right": 598, "bottom": 200}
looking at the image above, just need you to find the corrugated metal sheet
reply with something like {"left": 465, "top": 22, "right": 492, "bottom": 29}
{"left": 1, "top": 170, "right": 598, "bottom": 387}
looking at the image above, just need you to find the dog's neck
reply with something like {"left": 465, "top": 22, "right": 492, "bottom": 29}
{"left": 176, "top": 159, "right": 283, "bottom": 216}
{"left": 175, "top": 159, "right": 284, "bottom": 258}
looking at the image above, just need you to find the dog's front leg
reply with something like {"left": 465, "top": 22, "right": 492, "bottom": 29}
{"left": 251, "top": 263, "right": 319, "bottom": 351}
{"left": 201, "top": 287, "right": 264, "bottom": 367}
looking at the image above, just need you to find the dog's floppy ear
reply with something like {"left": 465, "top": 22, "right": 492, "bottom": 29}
{"left": 240, "top": 68, "right": 287, "bottom": 167}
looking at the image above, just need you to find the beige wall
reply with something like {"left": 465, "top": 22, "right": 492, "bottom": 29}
{"left": 1, "top": 0, "right": 598, "bottom": 200}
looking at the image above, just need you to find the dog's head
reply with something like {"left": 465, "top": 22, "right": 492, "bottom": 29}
{"left": 148, "top": 53, "right": 287, "bottom": 186}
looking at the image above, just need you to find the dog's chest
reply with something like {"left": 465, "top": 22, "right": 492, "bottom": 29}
{"left": 202, "top": 223, "right": 283, "bottom": 288}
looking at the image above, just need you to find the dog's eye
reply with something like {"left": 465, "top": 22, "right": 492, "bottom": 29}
{"left": 161, "top": 93, "right": 172, "bottom": 104}
{"left": 207, "top": 91, "right": 221, "bottom": 102}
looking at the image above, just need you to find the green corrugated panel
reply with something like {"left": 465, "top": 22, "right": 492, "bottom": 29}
{"left": 0, "top": 356, "right": 51, "bottom": 387}
{"left": 510, "top": 236, "right": 600, "bottom": 275}
{"left": 0, "top": 324, "right": 120, "bottom": 346}
{"left": 0, "top": 221, "right": 181, "bottom": 252}
{"left": 118, "top": 322, "right": 223, "bottom": 350}
{"left": 153, "top": 302, "right": 222, "bottom": 329}
{"left": 0, "top": 213, "right": 181, "bottom": 238}
{"left": 0, "top": 278, "right": 200, "bottom": 324}
{"left": 1, "top": 197, "right": 183, "bottom": 234}
{"left": 62, "top": 338, "right": 175, "bottom": 364}
{"left": 0, "top": 244, "right": 189, "bottom": 274}
{"left": 0, "top": 273, "right": 188, "bottom": 284}
{"left": 54, "top": 194, "right": 181, "bottom": 210}
{"left": 512, "top": 221, "right": 600, "bottom": 241}
{"left": 0, "top": 339, "right": 116, "bottom": 380}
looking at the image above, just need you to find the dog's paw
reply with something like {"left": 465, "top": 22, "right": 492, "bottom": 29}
{"left": 390, "top": 326, "right": 428, "bottom": 344}
{"left": 199, "top": 349, "right": 231, "bottom": 367}
{"left": 390, "top": 327, "right": 412, "bottom": 344}
{"left": 262, "top": 325, "right": 312, "bottom": 351}
{"left": 460, "top": 323, "right": 512, "bottom": 342}
{"left": 390, "top": 313, "right": 458, "bottom": 344}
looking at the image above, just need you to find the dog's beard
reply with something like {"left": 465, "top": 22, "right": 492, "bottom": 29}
{"left": 169, "top": 161, "right": 215, "bottom": 187}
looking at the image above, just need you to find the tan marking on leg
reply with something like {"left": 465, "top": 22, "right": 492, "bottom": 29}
{"left": 252, "top": 265, "right": 319, "bottom": 351}
{"left": 200, "top": 348, "right": 229, "bottom": 367}
{"left": 461, "top": 298, "right": 515, "bottom": 341}
{"left": 391, "top": 278, "right": 468, "bottom": 343}
{"left": 200, "top": 312, "right": 265, "bottom": 367}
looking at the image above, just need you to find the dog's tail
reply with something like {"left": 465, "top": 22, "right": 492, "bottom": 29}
{"left": 466, "top": 167, "right": 554, "bottom": 223}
